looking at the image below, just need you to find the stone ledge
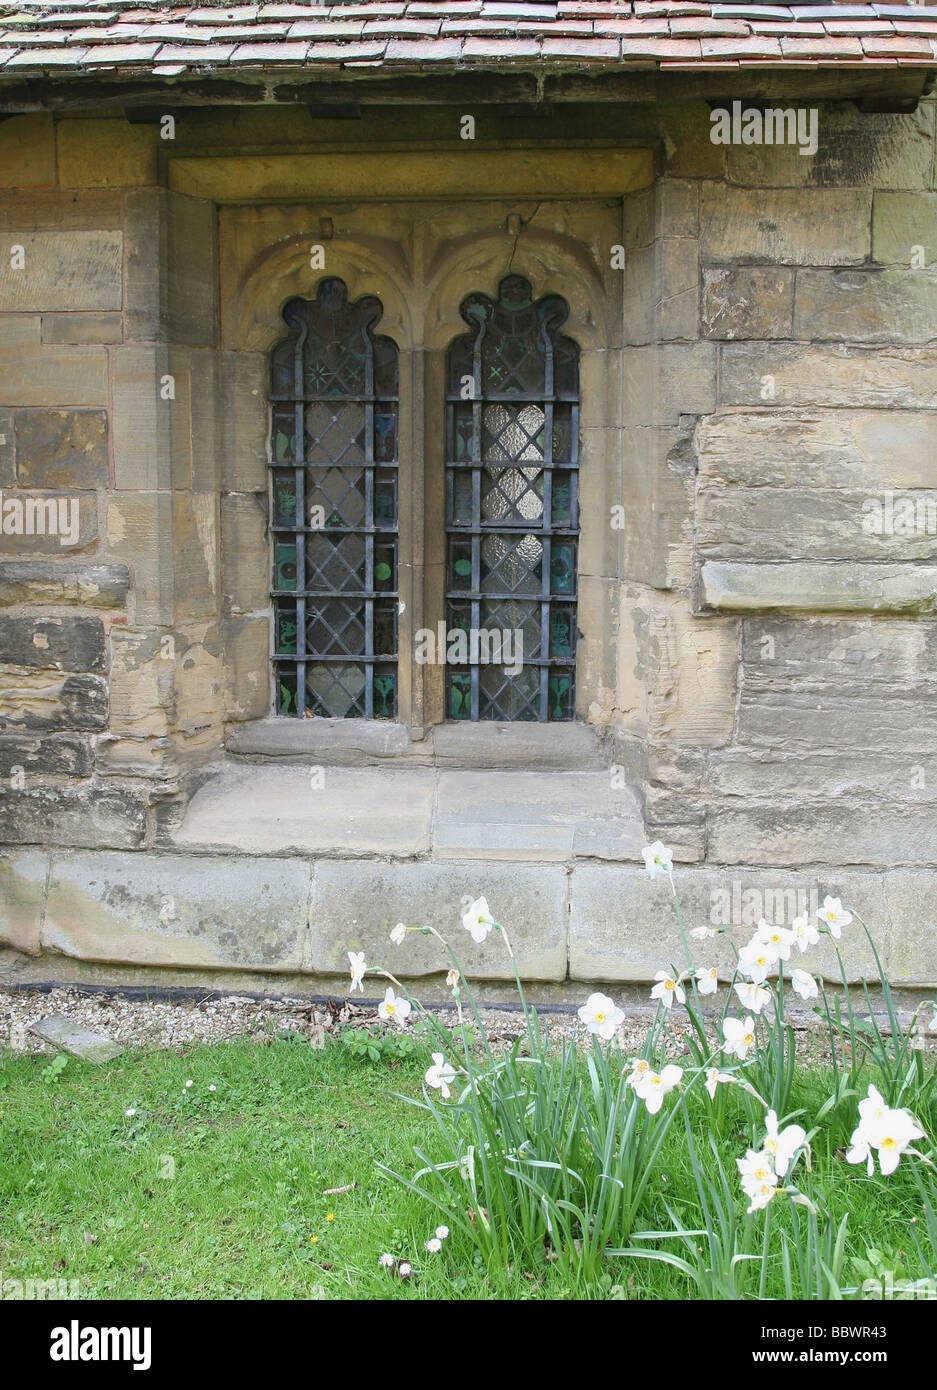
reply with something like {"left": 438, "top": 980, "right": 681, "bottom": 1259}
{"left": 700, "top": 561, "right": 937, "bottom": 614}
{"left": 170, "top": 759, "right": 645, "bottom": 861}
{"left": 2, "top": 851, "right": 934, "bottom": 993}
{"left": 226, "top": 716, "right": 609, "bottom": 770}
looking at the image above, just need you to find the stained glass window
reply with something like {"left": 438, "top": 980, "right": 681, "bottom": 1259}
{"left": 269, "top": 278, "right": 398, "bottom": 718}
{"left": 445, "top": 275, "right": 579, "bottom": 721}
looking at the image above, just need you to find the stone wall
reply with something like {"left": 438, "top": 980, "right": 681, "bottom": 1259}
{"left": 1, "top": 99, "right": 936, "bottom": 996}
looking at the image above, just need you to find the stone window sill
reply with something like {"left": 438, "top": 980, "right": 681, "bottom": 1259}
{"left": 171, "top": 760, "right": 645, "bottom": 863}
{"left": 225, "top": 717, "right": 612, "bottom": 771}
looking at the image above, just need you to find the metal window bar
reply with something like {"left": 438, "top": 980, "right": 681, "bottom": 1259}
{"left": 269, "top": 282, "right": 398, "bottom": 719}
{"left": 445, "top": 277, "right": 579, "bottom": 723}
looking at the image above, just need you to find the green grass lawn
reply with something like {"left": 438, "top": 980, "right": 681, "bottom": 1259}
{"left": 0, "top": 1032, "right": 932, "bottom": 1301}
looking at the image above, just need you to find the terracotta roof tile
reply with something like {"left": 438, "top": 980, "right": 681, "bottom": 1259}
{"left": 780, "top": 32, "right": 864, "bottom": 52}
{"left": 701, "top": 32, "right": 783, "bottom": 52}
{"left": 363, "top": 17, "right": 442, "bottom": 33}
{"left": 541, "top": 34, "right": 619, "bottom": 54}
{"left": 306, "top": 38, "right": 387, "bottom": 58}
{"left": 153, "top": 40, "right": 235, "bottom": 58}
{"left": 461, "top": 33, "right": 541, "bottom": 54}
{"left": 228, "top": 38, "right": 309, "bottom": 59}
{"left": 383, "top": 34, "right": 462, "bottom": 57}
{"left": 287, "top": 19, "right": 365, "bottom": 36}
{"left": 861, "top": 30, "right": 934, "bottom": 51}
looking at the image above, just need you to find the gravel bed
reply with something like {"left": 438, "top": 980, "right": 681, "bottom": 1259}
{"left": 1, "top": 986, "right": 933, "bottom": 1064}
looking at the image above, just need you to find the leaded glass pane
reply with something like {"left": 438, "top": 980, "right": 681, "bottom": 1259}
{"left": 445, "top": 275, "right": 579, "bottom": 722}
{"left": 270, "top": 278, "right": 398, "bottom": 718}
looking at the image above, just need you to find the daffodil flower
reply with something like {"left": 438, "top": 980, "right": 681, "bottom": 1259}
{"left": 633, "top": 1064, "right": 683, "bottom": 1115}
{"left": 816, "top": 895, "right": 852, "bottom": 938}
{"left": 577, "top": 992, "right": 625, "bottom": 1040}
{"left": 650, "top": 970, "right": 686, "bottom": 1010}
{"left": 846, "top": 1085, "right": 925, "bottom": 1177}
{"left": 723, "top": 1014, "right": 757, "bottom": 1060}
{"left": 763, "top": 1110, "right": 806, "bottom": 1178}
{"left": 734, "top": 981, "right": 771, "bottom": 1015}
{"left": 739, "top": 939, "right": 778, "bottom": 983}
{"left": 641, "top": 841, "right": 674, "bottom": 880}
{"left": 348, "top": 950, "right": 366, "bottom": 993}
{"left": 745, "top": 1179, "right": 781, "bottom": 1213}
{"left": 755, "top": 919, "right": 794, "bottom": 962}
{"left": 696, "top": 965, "right": 719, "bottom": 996}
{"left": 705, "top": 1067, "right": 734, "bottom": 1101}
{"left": 738, "top": 1148, "right": 776, "bottom": 1188}
{"left": 425, "top": 1052, "right": 457, "bottom": 1099}
{"left": 378, "top": 986, "right": 411, "bottom": 1028}
{"left": 791, "top": 913, "right": 820, "bottom": 953}
{"left": 791, "top": 968, "right": 818, "bottom": 1002}
{"left": 462, "top": 896, "right": 495, "bottom": 943}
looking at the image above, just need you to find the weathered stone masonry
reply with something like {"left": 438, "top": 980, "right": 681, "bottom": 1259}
{"left": 0, "top": 27, "right": 936, "bottom": 997}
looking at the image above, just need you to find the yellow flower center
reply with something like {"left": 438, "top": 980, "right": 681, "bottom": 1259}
{"left": 386, "top": 1003, "right": 396, "bottom": 1015}
{"left": 881, "top": 1136, "right": 897, "bottom": 1150}
{"left": 744, "top": 1033, "right": 755, "bottom": 1046}
{"left": 665, "top": 980, "right": 675, "bottom": 991}
{"left": 595, "top": 1012, "right": 605, "bottom": 1023}
{"left": 651, "top": 1076, "right": 662, "bottom": 1086}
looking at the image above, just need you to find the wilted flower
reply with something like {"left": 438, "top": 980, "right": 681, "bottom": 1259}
{"left": 791, "top": 968, "right": 819, "bottom": 1002}
{"left": 462, "top": 896, "right": 495, "bottom": 943}
{"left": 734, "top": 981, "right": 771, "bottom": 1015}
{"left": 723, "top": 1015, "right": 757, "bottom": 1060}
{"left": 633, "top": 1065, "right": 683, "bottom": 1115}
{"left": 446, "top": 969, "right": 460, "bottom": 992}
{"left": 650, "top": 971, "right": 686, "bottom": 1010}
{"left": 348, "top": 950, "right": 366, "bottom": 993}
{"left": 577, "top": 992, "right": 625, "bottom": 1040}
{"left": 625, "top": 1057, "right": 651, "bottom": 1090}
{"left": 378, "top": 986, "right": 412, "bottom": 1028}
{"left": 390, "top": 923, "right": 407, "bottom": 946}
{"left": 691, "top": 925, "right": 717, "bottom": 940}
{"left": 930, "top": 1008, "right": 937, "bottom": 1034}
{"left": 425, "top": 1052, "right": 457, "bottom": 1099}
{"left": 425, "top": 1237, "right": 442, "bottom": 1253}
{"left": 642, "top": 841, "right": 673, "bottom": 880}
{"left": 791, "top": 913, "right": 820, "bottom": 953}
{"left": 705, "top": 1067, "right": 734, "bottom": 1101}
{"left": 763, "top": 1110, "right": 806, "bottom": 1178}
{"left": 817, "top": 895, "right": 852, "bottom": 938}
{"left": 695, "top": 965, "right": 719, "bottom": 996}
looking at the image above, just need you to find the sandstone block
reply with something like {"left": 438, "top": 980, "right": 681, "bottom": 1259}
{"left": 306, "top": 858, "right": 568, "bottom": 982}
{"left": 42, "top": 851, "right": 307, "bottom": 971}
{"left": 14, "top": 408, "right": 108, "bottom": 490}
{"left": 703, "top": 267, "right": 794, "bottom": 339}
{"left": 0, "top": 231, "right": 122, "bottom": 313}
